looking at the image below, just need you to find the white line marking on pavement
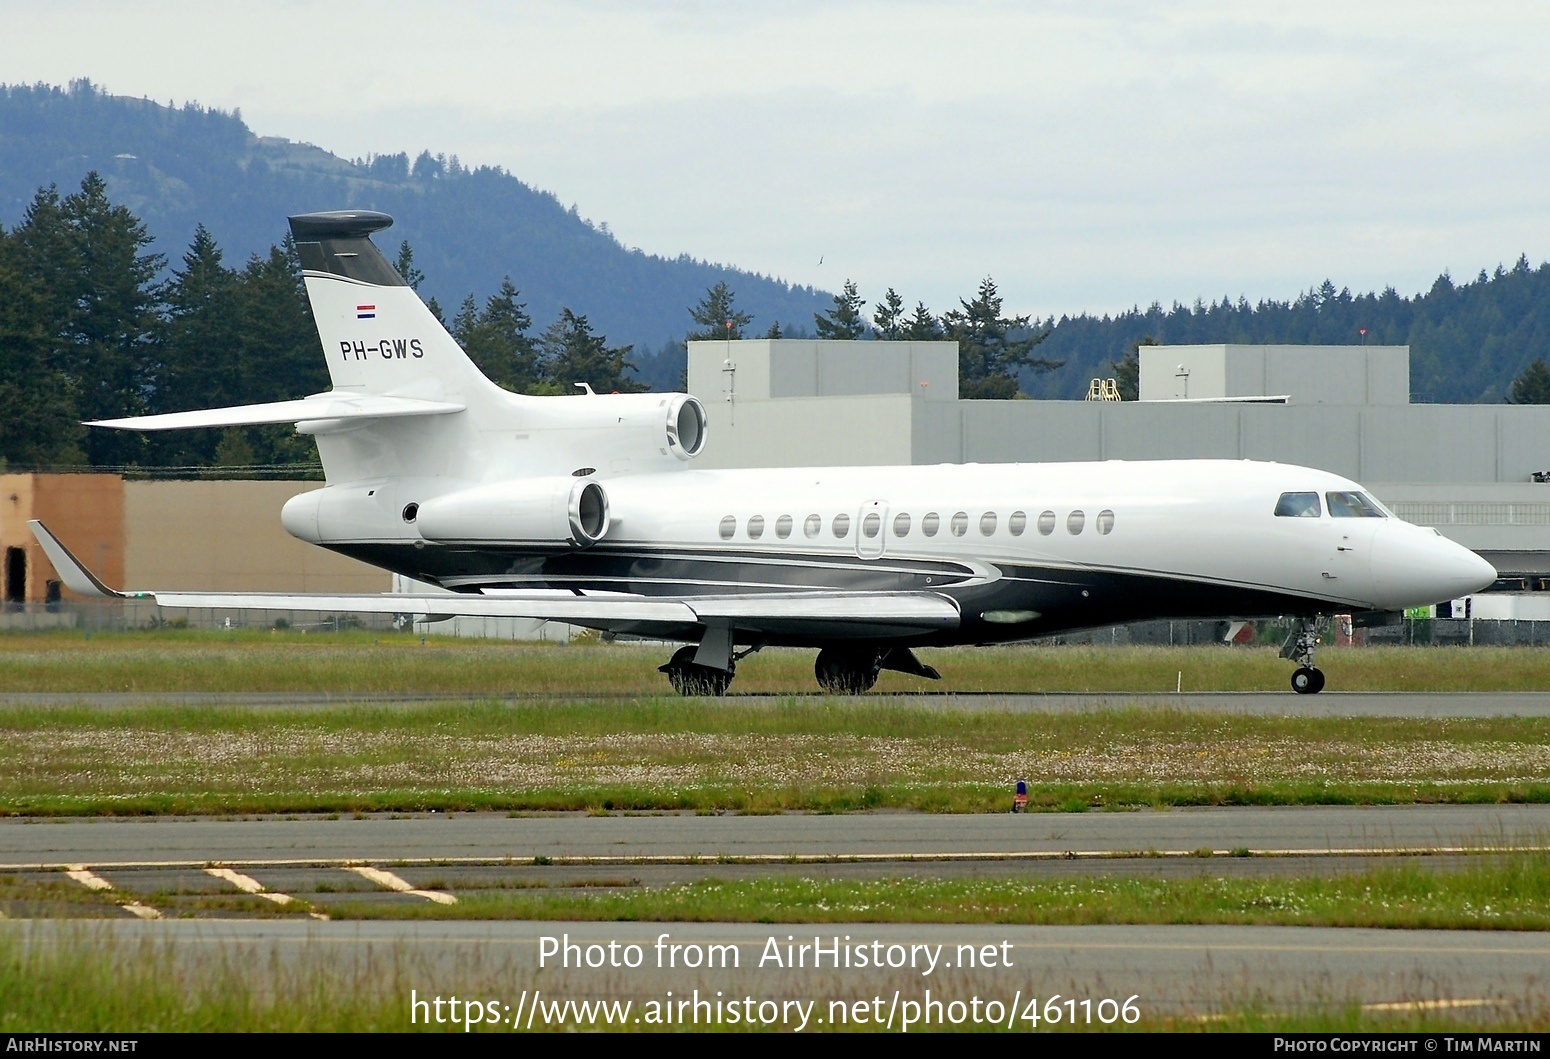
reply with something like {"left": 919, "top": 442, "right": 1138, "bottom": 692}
{"left": 206, "top": 867, "right": 293, "bottom": 905}
{"left": 63, "top": 865, "right": 162, "bottom": 918}
{"left": 64, "top": 865, "right": 113, "bottom": 891}
{"left": 345, "top": 865, "right": 457, "bottom": 904}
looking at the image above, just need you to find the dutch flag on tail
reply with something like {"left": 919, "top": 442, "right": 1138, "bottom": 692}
{"left": 357, "top": 304, "right": 376, "bottom": 319}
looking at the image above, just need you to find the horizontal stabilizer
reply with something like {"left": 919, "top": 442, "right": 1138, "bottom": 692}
{"left": 88, "top": 394, "right": 465, "bottom": 431}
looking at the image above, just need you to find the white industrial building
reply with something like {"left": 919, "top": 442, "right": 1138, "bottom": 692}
{"left": 687, "top": 339, "right": 1550, "bottom": 609}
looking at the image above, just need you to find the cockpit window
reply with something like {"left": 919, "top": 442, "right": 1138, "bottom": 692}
{"left": 1274, "top": 492, "right": 1321, "bottom": 518}
{"left": 1326, "top": 491, "right": 1387, "bottom": 518}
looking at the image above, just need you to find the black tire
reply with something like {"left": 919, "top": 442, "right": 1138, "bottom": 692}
{"left": 814, "top": 648, "right": 880, "bottom": 694}
{"left": 661, "top": 646, "right": 734, "bottom": 697}
{"left": 1290, "top": 666, "right": 1324, "bottom": 695}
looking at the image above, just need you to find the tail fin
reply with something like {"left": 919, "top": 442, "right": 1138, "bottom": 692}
{"left": 290, "top": 211, "right": 496, "bottom": 402}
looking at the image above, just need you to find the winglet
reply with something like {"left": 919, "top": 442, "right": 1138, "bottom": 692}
{"left": 27, "top": 520, "right": 126, "bottom": 599}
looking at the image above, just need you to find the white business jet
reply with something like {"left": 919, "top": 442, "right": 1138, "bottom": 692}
{"left": 31, "top": 211, "right": 1496, "bottom": 696}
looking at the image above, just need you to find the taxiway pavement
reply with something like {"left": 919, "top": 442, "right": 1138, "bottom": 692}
{"left": 4, "top": 804, "right": 1546, "bottom": 869}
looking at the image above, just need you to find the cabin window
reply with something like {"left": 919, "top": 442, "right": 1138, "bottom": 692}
{"left": 1009, "top": 510, "right": 1027, "bottom": 536}
{"left": 776, "top": 515, "right": 793, "bottom": 539}
{"left": 893, "top": 512, "right": 911, "bottom": 537}
{"left": 1275, "top": 492, "right": 1321, "bottom": 518}
{"left": 1097, "top": 509, "right": 1115, "bottom": 534}
{"left": 718, "top": 516, "right": 736, "bottom": 540}
{"left": 950, "top": 512, "right": 969, "bottom": 537}
{"left": 1326, "top": 491, "right": 1386, "bottom": 518}
{"left": 804, "top": 514, "right": 822, "bottom": 538}
{"left": 832, "top": 513, "right": 851, "bottom": 538}
{"left": 1037, "top": 510, "right": 1056, "bottom": 535}
{"left": 862, "top": 512, "right": 881, "bottom": 538}
{"left": 979, "top": 511, "right": 997, "bottom": 535}
{"left": 921, "top": 512, "right": 940, "bottom": 537}
{"left": 747, "top": 515, "right": 765, "bottom": 539}
{"left": 1067, "top": 510, "right": 1086, "bottom": 535}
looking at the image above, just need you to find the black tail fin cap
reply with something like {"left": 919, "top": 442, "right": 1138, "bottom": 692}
{"left": 288, "top": 210, "right": 395, "bottom": 241}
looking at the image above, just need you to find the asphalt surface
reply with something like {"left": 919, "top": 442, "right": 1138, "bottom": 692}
{"left": 4, "top": 689, "right": 1550, "bottom": 715}
{"left": 4, "top": 804, "right": 1546, "bottom": 868}
{"left": 9, "top": 919, "right": 1547, "bottom": 1018}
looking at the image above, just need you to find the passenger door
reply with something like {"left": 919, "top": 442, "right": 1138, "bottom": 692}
{"left": 856, "top": 500, "right": 888, "bottom": 559}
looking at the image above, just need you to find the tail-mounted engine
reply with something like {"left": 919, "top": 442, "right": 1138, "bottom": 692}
{"left": 525, "top": 392, "right": 707, "bottom": 472}
{"left": 416, "top": 476, "right": 611, "bottom": 547}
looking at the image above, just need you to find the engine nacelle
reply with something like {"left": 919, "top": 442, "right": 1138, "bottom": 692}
{"left": 522, "top": 392, "right": 707, "bottom": 470}
{"left": 415, "top": 476, "right": 610, "bottom": 547}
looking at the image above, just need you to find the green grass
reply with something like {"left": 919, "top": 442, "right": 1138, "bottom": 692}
{"left": 0, "top": 921, "right": 1543, "bottom": 1032}
{"left": 7, "top": 629, "right": 1550, "bottom": 693}
{"left": 0, "top": 699, "right": 1546, "bottom": 814}
{"left": 317, "top": 853, "right": 1550, "bottom": 930}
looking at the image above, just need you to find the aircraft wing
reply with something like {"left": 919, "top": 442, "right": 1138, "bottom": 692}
{"left": 88, "top": 394, "right": 465, "bottom": 431}
{"left": 29, "top": 520, "right": 959, "bottom": 636}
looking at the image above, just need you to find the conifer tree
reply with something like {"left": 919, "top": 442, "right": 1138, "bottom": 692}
{"left": 235, "top": 236, "right": 324, "bottom": 467}
{"left": 538, "top": 308, "right": 646, "bottom": 394}
{"left": 155, "top": 224, "right": 243, "bottom": 465}
{"left": 1508, "top": 358, "right": 1550, "bottom": 404}
{"left": 31, "top": 173, "right": 165, "bottom": 465}
{"left": 942, "top": 277, "right": 1060, "bottom": 399}
{"left": 0, "top": 221, "right": 82, "bottom": 467}
{"left": 460, "top": 279, "right": 540, "bottom": 392}
{"left": 872, "top": 288, "right": 905, "bottom": 339}
{"left": 687, "top": 282, "right": 752, "bottom": 341}
{"left": 901, "top": 301, "right": 941, "bottom": 340}
{"left": 1107, "top": 336, "right": 1157, "bottom": 402}
{"left": 394, "top": 240, "right": 425, "bottom": 291}
{"left": 814, "top": 279, "right": 867, "bottom": 339}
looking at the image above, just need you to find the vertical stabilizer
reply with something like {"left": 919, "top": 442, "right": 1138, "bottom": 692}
{"left": 289, "top": 211, "right": 496, "bottom": 403}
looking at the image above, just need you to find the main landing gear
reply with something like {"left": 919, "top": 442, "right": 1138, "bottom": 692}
{"left": 814, "top": 646, "right": 941, "bottom": 695}
{"left": 660, "top": 638, "right": 943, "bottom": 697}
{"left": 1281, "top": 620, "right": 1326, "bottom": 695}
{"left": 659, "top": 645, "right": 735, "bottom": 696}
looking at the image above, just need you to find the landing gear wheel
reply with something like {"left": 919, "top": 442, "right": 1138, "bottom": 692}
{"left": 1281, "top": 619, "right": 1327, "bottom": 695}
{"left": 814, "top": 648, "right": 880, "bottom": 695}
{"left": 660, "top": 646, "right": 734, "bottom": 697}
{"left": 1290, "top": 666, "right": 1325, "bottom": 695}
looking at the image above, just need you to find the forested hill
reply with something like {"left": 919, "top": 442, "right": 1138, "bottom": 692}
{"left": 1023, "top": 265, "right": 1550, "bottom": 404}
{"left": 0, "top": 81, "right": 830, "bottom": 359}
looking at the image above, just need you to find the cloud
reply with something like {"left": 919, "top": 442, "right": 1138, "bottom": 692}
{"left": 6, "top": 0, "right": 1549, "bottom": 314}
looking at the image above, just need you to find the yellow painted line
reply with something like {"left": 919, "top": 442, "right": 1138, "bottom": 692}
{"left": 344, "top": 866, "right": 457, "bottom": 905}
{"left": 205, "top": 867, "right": 293, "bottom": 905}
{"left": 62, "top": 865, "right": 161, "bottom": 919}
{"left": 1363, "top": 998, "right": 1503, "bottom": 1012}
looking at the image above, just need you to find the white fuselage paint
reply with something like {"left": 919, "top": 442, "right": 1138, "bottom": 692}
{"left": 282, "top": 270, "right": 1495, "bottom": 638}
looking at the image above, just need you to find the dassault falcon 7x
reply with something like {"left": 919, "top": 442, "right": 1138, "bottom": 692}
{"left": 31, "top": 211, "right": 1496, "bottom": 696}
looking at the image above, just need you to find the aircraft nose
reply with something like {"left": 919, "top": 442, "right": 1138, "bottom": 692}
{"left": 1371, "top": 523, "right": 1497, "bottom": 606}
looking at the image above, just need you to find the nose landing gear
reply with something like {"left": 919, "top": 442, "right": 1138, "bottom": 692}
{"left": 1281, "top": 620, "right": 1326, "bottom": 694}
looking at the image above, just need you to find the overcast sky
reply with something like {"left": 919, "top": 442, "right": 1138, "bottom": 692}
{"left": 6, "top": 1, "right": 1548, "bottom": 318}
